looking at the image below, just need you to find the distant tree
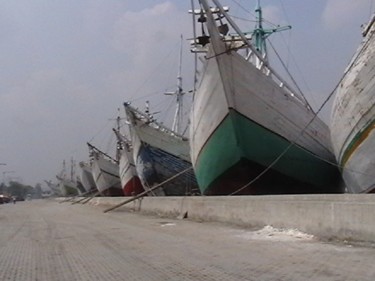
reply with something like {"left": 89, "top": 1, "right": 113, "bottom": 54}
{"left": 0, "top": 182, "right": 6, "bottom": 194}
{"left": 6, "top": 181, "right": 34, "bottom": 199}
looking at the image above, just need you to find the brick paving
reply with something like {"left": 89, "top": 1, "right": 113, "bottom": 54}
{"left": 0, "top": 199, "right": 375, "bottom": 280}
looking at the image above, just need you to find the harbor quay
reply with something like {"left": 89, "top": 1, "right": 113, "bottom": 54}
{"left": 1, "top": 198, "right": 375, "bottom": 280}
{"left": 89, "top": 194, "right": 375, "bottom": 243}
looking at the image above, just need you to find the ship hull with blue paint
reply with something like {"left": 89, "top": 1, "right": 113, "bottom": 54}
{"left": 125, "top": 104, "right": 199, "bottom": 196}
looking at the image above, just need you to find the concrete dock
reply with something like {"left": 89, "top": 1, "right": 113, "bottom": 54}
{"left": 1, "top": 199, "right": 375, "bottom": 280}
{"left": 90, "top": 194, "right": 375, "bottom": 242}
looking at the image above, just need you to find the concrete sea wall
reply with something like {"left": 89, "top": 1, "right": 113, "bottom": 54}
{"left": 81, "top": 194, "right": 375, "bottom": 242}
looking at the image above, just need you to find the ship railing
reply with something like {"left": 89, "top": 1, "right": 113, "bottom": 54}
{"left": 362, "top": 13, "right": 375, "bottom": 37}
{"left": 112, "top": 128, "right": 133, "bottom": 152}
{"left": 190, "top": 36, "right": 309, "bottom": 108}
{"left": 124, "top": 103, "right": 188, "bottom": 141}
{"left": 87, "top": 142, "right": 119, "bottom": 164}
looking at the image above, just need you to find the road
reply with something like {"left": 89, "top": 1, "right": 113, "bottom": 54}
{"left": 0, "top": 199, "right": 375, "bottom": 280}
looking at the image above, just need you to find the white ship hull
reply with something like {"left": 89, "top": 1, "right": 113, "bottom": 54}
{"left": 189, "top": 0, "right": 341, "bottom": 195}
{"left": 57, "top": 178, "right": 80, "bottom": 196}
{"left": 125, "top": 104, "right": 199, "bottom": 196}
{"left": 330, "top": 16, "right": 375, "bottom": 193}
{"left": 79, "top": 162, "right": 97, "bottom": 193}
{"left": 91, "top": 154, "right": 122, "bottom": 196}
{"left": 119, "top": 149, "right": 144, "bottom": 196}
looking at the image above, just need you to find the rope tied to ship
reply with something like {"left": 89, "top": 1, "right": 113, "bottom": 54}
{"left": 229, "top": 73, "right": 344, "bottom": 196}
{"left": 103, "top": 166, "right": 193, "bottom": 213}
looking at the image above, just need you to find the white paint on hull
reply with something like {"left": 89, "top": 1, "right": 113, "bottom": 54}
{"left": 125, "top": 105, "right": 193, "bottom": 195}
{"left": 119, "top": 149, "right": 137, "bottom": 190}
{"left": 91, "top": 154, "right": 121, "bottom": 194}
{"left": 133, "top": 118, "right": 191, "bottom": 162}
{"left": 57, "top": 179, "right": 79, "bottom": 196}
{"left": 79, "top": 162, "right": 96, "bottom": 193}
{"left": 190, "top": 5, "right": 335, "bottom": 169}
{"left": 331, "top": 18, "right": 375, "bottom": 192}
{"left": 342, "top": 130, "right": 375, "bottom": 192}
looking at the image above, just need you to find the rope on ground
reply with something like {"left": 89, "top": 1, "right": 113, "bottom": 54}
{"left": 59, "top": 196, "right": 78, "bottom": 203}
{"left": 81, "top": 191, "right": 101, "bottom": 205}
{"left": 71, "top": 190, "right": 98, "bottom": 205}
{"left": 103, "top": 166, "right": 193, "bottom": 213}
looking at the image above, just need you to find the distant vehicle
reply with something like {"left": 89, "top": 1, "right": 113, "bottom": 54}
{"left": 0, "top": 195, "right": 11, "bottom": 204}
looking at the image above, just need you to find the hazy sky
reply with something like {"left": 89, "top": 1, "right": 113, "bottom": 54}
{"left": 0, "top": 0, "right": 372, "bottom": 187}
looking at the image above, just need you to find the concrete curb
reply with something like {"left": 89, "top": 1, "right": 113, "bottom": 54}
{"left": 61, "top": 194, "right": 375, "bottom": 243}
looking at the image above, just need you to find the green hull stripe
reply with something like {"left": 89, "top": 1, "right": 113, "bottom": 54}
{"left": 195, "top": 110, "right": 339, "bottom": 193}
{"left": 340, "top": 118, "right": 375, "bottom": 168}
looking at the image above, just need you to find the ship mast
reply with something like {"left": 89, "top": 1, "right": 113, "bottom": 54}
{"left": 115, "top": 112, "right": 122, "bottom": 162}
{"left": 254, "top": 0, "right": 265, "bottom": 55}
{"left": 62, "top": 160, "right": 66, "bottom": 180}
{"left": 253, "top": 0, "right": 291, "bottom": 67}
{"left": 165, "top": 35, "right": 185, "bottom": 135}
{"left": 70, "top": 157, "right": 76, "bottom": 183}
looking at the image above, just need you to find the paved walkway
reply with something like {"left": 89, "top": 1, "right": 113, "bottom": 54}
{"left": 0, "top": 199, "right": 375, "bottom": 280}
